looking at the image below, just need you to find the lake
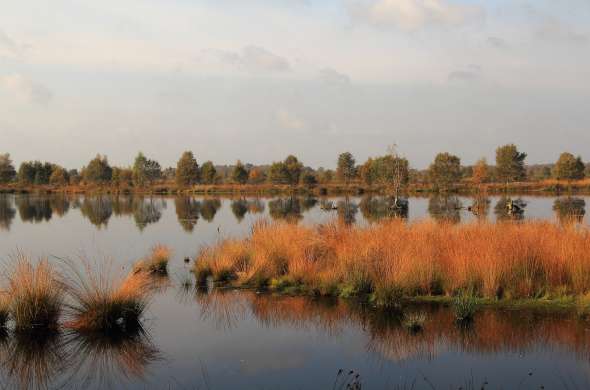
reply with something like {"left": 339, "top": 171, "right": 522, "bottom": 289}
{"left": 0, "top": 193, "right": 589, "bottom": 389}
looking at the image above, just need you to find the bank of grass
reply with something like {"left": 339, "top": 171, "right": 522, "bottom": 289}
{"left": 194, "top": 219, "right": 590, "bottom": 309}
{"left": 6, "top": 257, "right": 64, "bottom": 332}
{"left": 133, "top": 244, "right": 171, "bottom": 275}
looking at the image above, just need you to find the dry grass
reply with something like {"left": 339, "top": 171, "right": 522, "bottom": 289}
{"left": 133, "top": 244, "right": 171, "bottom": 275}
{"left": 6, "top": 256, "right": 64, "bottom": 332}
{"left": 195, "top": 219, "right": 590, "bottom": 305}
{"left": 65, "top": 265, "right": 154, "bottom": 333}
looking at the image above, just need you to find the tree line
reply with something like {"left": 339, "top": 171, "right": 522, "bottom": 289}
{"left": 0, "top": 145, "right": 588, "bottom": 190}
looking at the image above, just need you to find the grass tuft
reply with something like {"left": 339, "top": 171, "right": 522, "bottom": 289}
{"left": 64, "top": 260, "right": 153, "bottom": 333}
{"left": 133, "top": 244, "right": 171, "bottom": 275}
{"left": 7, "top": 256, "right": 64, "bottom": 332}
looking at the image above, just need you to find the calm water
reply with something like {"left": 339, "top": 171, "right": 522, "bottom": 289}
{"left": 0, "top": 193, "right": 589, "bottom": 389}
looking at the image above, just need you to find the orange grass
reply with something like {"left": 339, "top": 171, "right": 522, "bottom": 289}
{"left": 133, "top": 244, "right": 171, "bottom": 274}
{"left": 195, "top": 219, "right": 590, "bottom": 303}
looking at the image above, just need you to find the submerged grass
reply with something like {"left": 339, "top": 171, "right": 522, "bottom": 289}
{"left": 6, "top": 256, "right": 64, "bottom": 332}
{"left": 194, "top": 219, "right": 590, "bottom": 307}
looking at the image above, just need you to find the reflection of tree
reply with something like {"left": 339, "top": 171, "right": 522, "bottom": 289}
{"left": 112, "top": 196, "right": 135, "bottom": 216}
{"left": 200, "top": 199, "right": 221, "bottom": 222}
{"left": 553, "top": 197, "right": 586, "bottom": 224}
{"left": 494, "top": 197, "right": 524, "bottom": 222}
{"left": 80, "top": 196, "right": 113, "bottom": 228}
{"left": 231, "top": 199, "right": 249, "bottom": 222}
{"left": 0, "top": 195, "right": 16, "bottom": 230}
{"left": 133, "top": 198, "right": 164, "bottom": 231}
{"left": 16, "top": 195, "right": 53, "bottom": 223}
{"left": 49, "top": 195, "right": 71, "bottom": 217}
{"left": 359, "top": 196, "right": 408, "bottom": 223}
{"left": 246, "top": 199, "right": 265, "bottom": 214}
{"left": 337, "top": 199, "right": 358, "bottom": 225}
{"left": 428, "top": 196, "right": 461, "bottom": 224}
{"left": 268, "top": 198, "right": 303, "bottom": 223}
{"left": 299, "top": 197, "right": 318, "bottom": 212}
{"left": 468, "top": 196, "right": 490, "bottom": 220}
{"left": 175, "top": 197, "right": 200, "bottom": 232}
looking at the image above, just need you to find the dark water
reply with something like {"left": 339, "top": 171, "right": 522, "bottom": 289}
{"left": 0, "top": 193, "right": 589, "bottom": 389}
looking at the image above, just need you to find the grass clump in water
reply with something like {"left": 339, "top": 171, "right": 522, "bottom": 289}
{"left": 133, "top": 244, "right": 171, "bottom": 275}
{"left": 453, "top": 293, "right": 477, "bottom": 323}
{"left": 7, "top": 256, "right": 64, "bottom": 332}
{"left": 65, "top": 262, "right": 153, "bottom": 333}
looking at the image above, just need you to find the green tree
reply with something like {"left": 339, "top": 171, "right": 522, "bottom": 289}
{"left": 336, "top": 152, "right": 356, "bottom": 184}
{"left": 49, "top": 166, "right": 69, "bottom": 185}
{"left": 232, "top": 161, "right": 249, "bottom": 184}
{"left": 132, "top": 152, "right": 161, "bottom": 187}
{"left": 495, "top": 144, "right": 527, "bottom": 183}
{"left": 17, "top": 161, "right": 53, "bottom": 185}
{"left": 0, "top": 154, "right": 16, "bottom": 183}
{"left": 360, "top": 155, "right": 409, "bottom": 190}
{"left": 300, "top": 169, "right": 318, "bottom": 186}
{"left": 268, "top": 162, "right": 290, "bottom": 184}
{"left": 284, "top": 155, "right": 303, "bottom": 185}
{"left": 82, "top": 155, "right": 113, "bottom": 183}
{"left": 175, "top": 151, "right": 199, "bottom": 187}
{"left": 200, "top": 161, "right": 217, "bottom": 184}
{"left": 472, "top": 158, "right": 489, "bottom": 186}
{"left": 428, "top": 152, "right": 462, "bottom": 191}
{"left": 553, "top": 152, "right": 585, "bottom": 181}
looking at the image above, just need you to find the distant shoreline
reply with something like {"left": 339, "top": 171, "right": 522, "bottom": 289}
{"left": 1, "top": 179, "right": 590, "bottom": 196}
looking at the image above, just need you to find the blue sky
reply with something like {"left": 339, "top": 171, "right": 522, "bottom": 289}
{"left": 1, "top": 0, "right": 589, "bottom": 169}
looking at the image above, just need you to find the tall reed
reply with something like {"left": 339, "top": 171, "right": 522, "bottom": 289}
{"left": 195, "top": 219, "right": 590, "bottom": 305}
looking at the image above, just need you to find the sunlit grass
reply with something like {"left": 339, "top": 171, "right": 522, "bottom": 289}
{"left": 133, "top": 244, "right": 171, "bottom": 275}
{"left": 6, "top": 256, "right": 64, "bottom": 332}
{"left": 195, "top": 219, "right": 590, "bottom": 306}
{"left": 64, "top": 262, "right": 153, "bottom": 333}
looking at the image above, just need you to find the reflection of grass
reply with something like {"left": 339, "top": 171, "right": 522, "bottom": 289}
{"left": 133, "top": 244, "right": 171, "bottom": 274}
{"left": 65, "top": 327, "right": 161, "bottom": 387}
{"left": 7, "top": 256, "right": 64, "bottom": 332}
{"left": 195, "top": 220, "right": 590, "bottom": 306}
{"left": 402, "top": 312, "right": 426, "bottom": 332}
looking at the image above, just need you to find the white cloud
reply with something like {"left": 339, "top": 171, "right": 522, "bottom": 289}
{"left": 448, "top": 65, "right": 482, "bottom": 83}
{"left": 0, "top": 29, "right": 23, "bottom": 58}
{"left": 319, "top": 68, "right": 351, "bottom": 84}
{"left": 204, "top": 45, "right": 290, "bottom": 74}
{"left": 276, "top": 108, "right": 305, "bottom": 129}
{"left": 349, "top": 0, "right": 484, "bottom": 31}
{"left": 0, "top": 74, "right": 53, "bottom": 105}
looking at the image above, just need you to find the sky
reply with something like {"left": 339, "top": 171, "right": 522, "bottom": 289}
{"left": 1, "top": 0, "right": 589, "bottom": 170}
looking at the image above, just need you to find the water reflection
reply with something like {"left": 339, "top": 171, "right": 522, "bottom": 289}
{"left": 0, "top": 328, "right": 160, "bottom": 390}
{"left": 0, "top": 195, "right": 15, "bottom": 230}
{"left": 192, "top": 289, "right": 590, "bottom": 365}
{"left": 175, "top": 197, "right": 201, "bottom": 232}
{"left": 494, "top": 197, "right": 525, "bottom": 221}
{"left": 80, "top": 196, "right": 113, "bottom": 228}
{"left": 230, "top": 199, "right": 248, "bottom": 222}
{"left": 336, "top": 199, "right": 358, "bottom": 225}
{"left": 268, "top": 198, "right": 305, "bottom": 222}
{"left": 132, "top": 198, "right": 165, "bottom": 231}
{"left": 200, "top": 199, "right": 222, "bottom": 222}
{"left": 554, "top": 197, "right": 586, "bottom": 224}
{"left": 428, "top": 196, "right": 462, "bottom": 223}
{"left": 16, "top": 196, "right": 53, "bottom": 223}
{"left": 359, "top": 196, "right": 408, "bottom": 222}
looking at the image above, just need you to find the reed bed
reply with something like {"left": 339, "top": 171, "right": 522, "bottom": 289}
{"left": 194, "top": 219, "right": 590, "bottom": 305}
{"left": 133, "top": 244, "right": 171, "bottom": 275}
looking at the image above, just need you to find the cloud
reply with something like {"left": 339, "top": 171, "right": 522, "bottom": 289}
{"left": 448, "top": 65, "right": 482, "bottom": 83}
{"left": 0, "top": 74, "right": 53, "bottom": 105}
{"left": 0, "top": 29, "right": 23, "bottom": 58}
{"left": 204, "top": 45, "right": 290, "bottom": 73}
{"left": 535, "top": 19, "right": 588, "bottom": 45}
{"left": 318, "top": 68, "right": 351, "bottom": 85}
{"left": 487, "top": 36, "right": 508, "bottom": 49}
{"left": 348, "top": 0, "right": 484, "bottom": 31}
{"left": 276, "top": 108, "right": 305, "bottom": 129}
